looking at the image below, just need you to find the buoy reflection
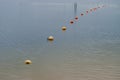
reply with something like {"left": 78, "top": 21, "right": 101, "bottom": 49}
{"left": 74, "top": 2, "right": 77, "bottom": 15}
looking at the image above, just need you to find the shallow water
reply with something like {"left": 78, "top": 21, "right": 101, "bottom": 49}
{"left": 0, "top": 1, "right": 120, "bottom": 80}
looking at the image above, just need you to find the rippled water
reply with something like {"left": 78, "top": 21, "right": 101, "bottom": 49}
{"left": 0, "top": 0, "right": 120, "bottom": 80}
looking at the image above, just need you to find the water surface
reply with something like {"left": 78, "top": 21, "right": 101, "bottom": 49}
{"left": 0, "top": 1, "right": 120, "bottom": 80}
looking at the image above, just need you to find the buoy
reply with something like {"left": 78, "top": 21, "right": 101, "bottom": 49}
{"left": 93, "top": 8, "right": 97, "bottom": 11}
{"left": 75, "top": 16, "right": 78, "bottom": 20}
{"left": 90, "top": 9, "right": 92, "bottom": 12}
{"left": 25, "top": 60, "right": 32, "bottom": 64}
{"left": 102, "top": 5, "right": 105, "bottom": 7}
{"left": 47, "top": 36, "right": 54, "bottom": 41}
{"left": 81, "top": 13, "right": 84, "bottom": 16}
{"left": 86, "top": 11, "right": 88, "bottom": 13}
{"left": 62, "top": 26, "right": 67, "bottom": 31}
{"left": 70, "top": 20, "right": 74, "bottom": 24}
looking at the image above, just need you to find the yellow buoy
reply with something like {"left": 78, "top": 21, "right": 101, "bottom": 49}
{"left": 25, "top": 60, "right": 32, "bottom": 64}
{"left": 47, "top": 36, "right": 54, "bottom": 41}
{"left": 62, "top": 26, "right": 67, "bottom": 31}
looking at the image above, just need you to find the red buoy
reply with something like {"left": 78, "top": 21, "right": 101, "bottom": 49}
{"left": 98, "top": 7, "right": 100, "bottom": 8}
{"left": 70, "top": 20, "right": 74, "bottom": 24}
{"left": 81, "top": 13, "right": 84, "bottom": 16}
{"left": 86, "top": 11, "right": 88, "bottom": 13}
{"left": 90, "top": 9, "right": 92, "bottom": 12}
{"left": 93, "top": 8, "right": 97, "bottom": 11}
{"left": 75, "top": 16, "right": 78, "bottom": 20}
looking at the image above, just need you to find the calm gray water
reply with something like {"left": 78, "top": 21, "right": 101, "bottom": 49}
{"left": 0, "top": 0, "right": 120, "bottom": 80}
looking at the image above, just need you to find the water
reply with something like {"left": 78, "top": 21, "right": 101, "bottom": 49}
{"left": 0, "top": 1, "right": 120, "bottom": 80}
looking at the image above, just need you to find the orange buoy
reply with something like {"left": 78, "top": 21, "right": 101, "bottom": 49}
{"left": 81, "top": 13, "right": 84, "bottom": 16}
{"left": 75, "top": 16, "right": 78, "bottom": 20}
{"left": 70, "top": 20, "right": 74, "bottom": 24}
